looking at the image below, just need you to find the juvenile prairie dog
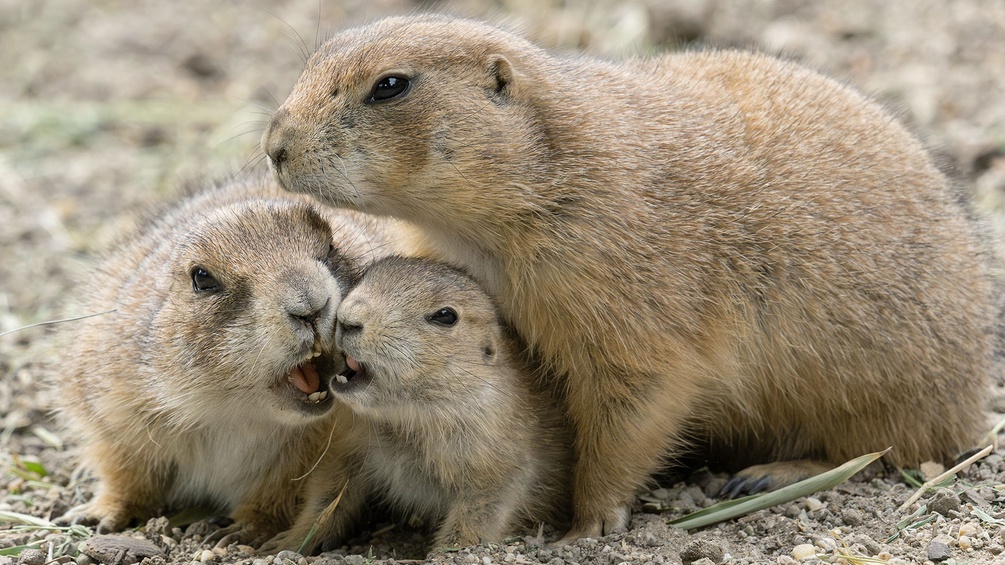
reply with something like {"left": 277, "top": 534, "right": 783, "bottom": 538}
{"left": 57, "top": 175, "right": 417, "bottom": 542}
{"left": 262, "top": 15, "right": 995, "bottom": 539}
{"left": 264, "top": 256, "right": 571, "bottom": 554}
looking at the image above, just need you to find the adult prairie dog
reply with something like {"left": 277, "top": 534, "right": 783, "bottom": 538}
{"left": 57, "top": 175, "right": 417, "bottom": 543}
{"left": 264, "top": 256, "right": 572, "bottom": 554}
{"left": 262, "top": 15, "right": 995, "bottom": 539}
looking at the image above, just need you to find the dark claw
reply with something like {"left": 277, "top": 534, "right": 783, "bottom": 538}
{"left": 718, "top": 475, "right": 772, "bottom": 499}
{"left": 718, "top": 476, "right": 748, "bottom": 499}
{"left": 745, "top": 476, "right": 771, "bottom": 495}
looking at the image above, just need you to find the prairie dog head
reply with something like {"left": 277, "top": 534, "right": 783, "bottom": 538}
{"left": 261, "top": 15, "right": 550, "bottom": 233}
{"left": 332, "top": 256, "right": 505, "bottom": 419}
{"left": 143, "top": 197, "right": 352, "bottom": 426}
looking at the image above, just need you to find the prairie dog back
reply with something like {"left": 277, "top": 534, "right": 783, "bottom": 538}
{"left": 263, "top": 15, "right": 995, "bottom": 539}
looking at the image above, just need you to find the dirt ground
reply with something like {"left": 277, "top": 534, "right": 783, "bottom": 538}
{"left": 2, "top": 0, "right": 1005, "bottom": 563}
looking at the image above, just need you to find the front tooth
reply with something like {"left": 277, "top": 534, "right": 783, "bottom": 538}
{"left": 318, "top": 391, "right": 327, "bottom": 400}
{"left": 307, "top": 392, "right": 319, "bottom": 402}
{"left": 335, "top": 374, "right": 348, "bottom": 385}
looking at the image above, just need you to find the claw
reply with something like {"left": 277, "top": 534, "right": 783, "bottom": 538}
{"left": 718, "top": 476, "right": 746, "bottom": 499}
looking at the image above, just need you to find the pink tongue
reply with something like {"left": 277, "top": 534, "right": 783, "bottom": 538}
{"left": 289, "top": 362, "right": 320, "bottom": 394}
{"left": 346, "top": 355, "right": 362, "bottom": 373}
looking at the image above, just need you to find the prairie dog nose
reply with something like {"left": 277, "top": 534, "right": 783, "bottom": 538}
{"left": 336, "top": 296, "right": 369, "bottom": 336}
{"left": 263, "top": 108, "right": 291, "bottom": 171}
{"left": 285, "top": 273, "right": 332, "bottom": 327}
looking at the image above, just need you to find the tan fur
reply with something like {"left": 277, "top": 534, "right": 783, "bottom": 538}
{"left": 262, "top": 15, "right": 995, "bottom": 539}
{"left": 264, "top": 256, "right": 572, "bottom": 554}
{"left": 56, "top": 174, "right": 417, "bottom": 543}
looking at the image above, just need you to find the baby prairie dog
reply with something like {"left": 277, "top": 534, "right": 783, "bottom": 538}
{"left": 262, "top": 15, "right": 995, "bottom": 539}
{"left": 265, "top": 256, "right": 571, "bottom": 554}
{"left": 57, "top": 175, "right": 416, "bottom": 543}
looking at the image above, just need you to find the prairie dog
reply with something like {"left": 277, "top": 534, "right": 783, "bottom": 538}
{"left": 262, "top": 15, "right": 995, "bottom": 539}
{"left": 57, "top": 175, "right": 417, "bottom": 542}
{"left": 264, "top": 256, "right": 571, "bottom": 553}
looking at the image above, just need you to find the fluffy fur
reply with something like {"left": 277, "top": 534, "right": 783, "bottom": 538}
{"left": 263, "top": 15, "right": 995, "bottom": 539}
{"left": 264, "top": 257, "right": 571, "bottom": 554}
{"left": 57, "top": 174, "right": 417, "bottom": 542}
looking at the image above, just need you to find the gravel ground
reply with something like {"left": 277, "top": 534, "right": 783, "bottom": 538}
{"left": 2, "top": 1, "right": 1005, "bottom": 564}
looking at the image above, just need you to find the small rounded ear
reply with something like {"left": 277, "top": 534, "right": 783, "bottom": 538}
{"left": 488, "top": 54, "right": 515, "bottom": 96}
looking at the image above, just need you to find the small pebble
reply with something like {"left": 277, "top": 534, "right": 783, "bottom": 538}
{"left": 813, "top": 537, "right": 836, "bottom": 552}
{"left": 680, "top": 485, "right": 707, "bottom": 507}
{"left": 804, "top": 497, "right": 824, "bottom": 512}
{"left": 791, "top": 544, "right": 816, "bottom": 560}
{"left": 958, "top": 522, "right": 979, "bottom": 537}
{"left": 846, "top": 533, "right": 881, "bottom": 556}
{"left": 840, "top": 508, "right": 863, "bottom": 526}
{"left": 928, "top": 488, "right": 961, "bottom": 517}
{"left": 17, "top": 549, "right": 46, "bottom": 565}
{"left": 680, "top": 539, "right": 724, "bottom": 564}
{"left": 75, "top": 555, "right": 94, "bottom": 565}
{"left": 958, "top": 535, "right": 973, "bottom": 550}
{"left": 920, "top": 461, "right": 945, "bottom": 480}
{"left": 199, "top": 549, "right": 217, "bottom": 563}
{"left": 927, "top": 539, "right": 952, "bottom": 561}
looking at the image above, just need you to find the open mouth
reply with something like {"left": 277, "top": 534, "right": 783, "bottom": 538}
{"left": 280, "top": 341, "right": 338, "bottom": 413}
{"left": 331, "top": 354, "right": 370, "bottom": 392}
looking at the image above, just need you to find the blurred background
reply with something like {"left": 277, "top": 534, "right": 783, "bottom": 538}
{"left": 1, "top": 0, "right": 1003, "bottom": 430}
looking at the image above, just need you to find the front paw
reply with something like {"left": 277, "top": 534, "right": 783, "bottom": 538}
{"left": 206, "top": 523, "right": 273, "bottom": 549}
{"left": 718, "top": 460, "right": 834, "bottom": 499}
{"left": 259, "top": 529, "right": 315, "bottom": 556}
{"left": 557, "top": 504, "right": 630, "bottom": 544}
{"left": 55, "top": 501, "right": 132, "bottom": 534}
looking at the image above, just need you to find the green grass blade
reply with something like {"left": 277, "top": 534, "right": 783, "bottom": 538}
{"left": 669, "top": 448, "right": 889, "bottom": 530}
{"left": 0, "top": 511, "right": 56, "bottom": 528}
{"left": 0, "top": 542, "right": 45, "bottom": 556}
{"left": 972, "top": 507, "right": 1005, "bottom": 526}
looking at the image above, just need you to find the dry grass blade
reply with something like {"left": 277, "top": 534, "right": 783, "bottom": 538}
{"left": 669, "top": 449, "right": 890, "bottom": 530}
{"left": 299, "top": 477, "right": 350, "bottom": 554}
{"left": 897, "top": 444, "right": 993, "bottom": 512}
{"left": 982, "top": 414, "right": 1005, "bottom": 449}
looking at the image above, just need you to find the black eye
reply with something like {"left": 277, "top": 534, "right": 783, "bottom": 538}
{"left": 368, "top": 75, "right": 410, "bottom": 103}
{"left": 426, "top": 307, "right": 458, "bottom": 327}
{"left": 191, "top": 267, "right": 220, "bottom": 293}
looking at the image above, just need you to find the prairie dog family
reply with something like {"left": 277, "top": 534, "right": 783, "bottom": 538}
{"left": 58, "top": 175, "right": 416, "bottom": 542}
{"left": 264, "top": 256, "right": 571, "bottom": 553}
{"left": 263, "top": 14, "right": 995, "bottom": 539}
